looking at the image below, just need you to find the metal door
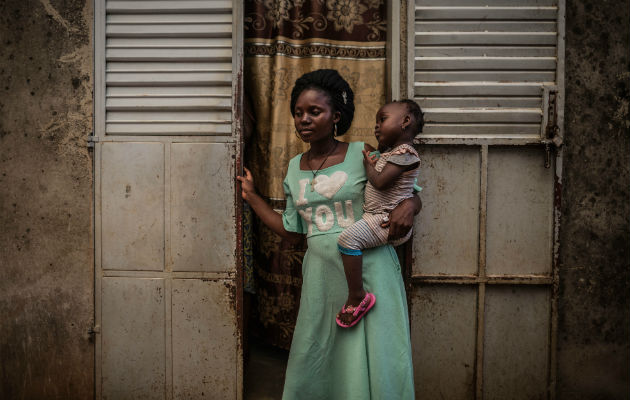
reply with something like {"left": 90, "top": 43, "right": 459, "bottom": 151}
{"left": 403, "top": 0, "right": 564, "bottom": 398}
{"left": 93, "top": 1, "right": 243, "bottom": 398}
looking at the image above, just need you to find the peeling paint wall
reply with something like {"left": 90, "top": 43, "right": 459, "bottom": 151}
{"left": 0, "top": 0, "right": 94, "bottom": 398}
{"left": 559, "top": 0, "right": 630, "bottom": 399}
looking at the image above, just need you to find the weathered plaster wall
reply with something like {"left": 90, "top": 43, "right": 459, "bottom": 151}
{"left": 559, "top": 0, "right": 630, "bottom": 399}
{"left": 0, "top": 0, "right": 94, "bottom": 398}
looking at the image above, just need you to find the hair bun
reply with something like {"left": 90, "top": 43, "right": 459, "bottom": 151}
{"left": 290, "top": 69, "right": 355, "bottom": 136}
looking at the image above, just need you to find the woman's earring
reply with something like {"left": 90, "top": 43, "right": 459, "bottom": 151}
{"left": 334, "top": 123, "right": 338, "bottom": 136}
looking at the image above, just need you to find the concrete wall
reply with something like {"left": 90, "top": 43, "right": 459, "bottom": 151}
{"left": 0, "top": 0, "right": 94, "bottom": 398}
{"left": 559, "top": 0, "right": 630, "bottom": 399}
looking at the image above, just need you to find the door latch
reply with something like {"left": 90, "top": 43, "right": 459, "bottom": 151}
{"left": 542, "top": 88, "right": 562, "bottom": 168}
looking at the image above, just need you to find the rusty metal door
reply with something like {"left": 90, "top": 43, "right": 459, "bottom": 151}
{"left": 93, "top": 1, "right": 243, "bottom": 398}
{"left": 404, "top": 0, "right": 564, "bottom": 398}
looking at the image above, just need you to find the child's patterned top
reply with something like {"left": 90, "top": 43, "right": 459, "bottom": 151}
{"left": 363, "top": 143, "right": 420, "bottom": 214}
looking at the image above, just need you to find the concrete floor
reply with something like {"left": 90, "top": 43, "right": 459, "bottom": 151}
{"left": 244, "top": 340, "right": 289, "bottom": 400}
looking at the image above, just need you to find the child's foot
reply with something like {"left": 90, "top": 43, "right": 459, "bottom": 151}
{"left": 337, "top": 291, "right": 366, "bottom": 325}
{"left": 336, "top": 292, "right": 376, "bottom": 328}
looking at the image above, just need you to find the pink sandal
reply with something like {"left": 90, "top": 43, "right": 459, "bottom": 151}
{"left": 335, "top": 292, "right": 376, "bottom": 328}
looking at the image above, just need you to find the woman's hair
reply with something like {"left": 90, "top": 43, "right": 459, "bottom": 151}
{"left": 395, "top": 99, "right": 424, "bottom": 135}
{"left": 290, "top": 69, "right": 355, "bottom": 136}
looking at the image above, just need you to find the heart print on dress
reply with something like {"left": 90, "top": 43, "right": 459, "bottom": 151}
{"left": 312, "top": 171, "right": 348, "bottom": 199}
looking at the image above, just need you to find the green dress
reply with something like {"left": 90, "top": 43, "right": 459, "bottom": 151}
{"left": 281, "top": 141, "right": 415, "bottom": 400}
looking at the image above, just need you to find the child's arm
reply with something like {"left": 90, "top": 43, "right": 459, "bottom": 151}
{"left": 362, "top": 150, "right": 408, "bottom": 191}
{"left": 237, "top": 168, "right": 304, "bottom": 244}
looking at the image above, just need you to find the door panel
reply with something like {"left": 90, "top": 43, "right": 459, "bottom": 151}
{"left": 101, "top": 142, "right": 165, "bottom": 270}
{"left": 410, "top": 0, "right": 561, "bottom": 143}
{"left": 411, "top": 285, "right": 477, "bottom": 399}
{"left": 483, "top": 287, "right": 551, "bottom": 400}
{"left": 172, "top": 279, "right": 237, "bottom": 398}
{"left": 98, "top": 142, "right": 239, "bottom": 399}
{"left": 412, "top": 146, "right": 480, "bottom": 276}
{"left": 170, "top": 143, "right": 236, "bottom": 272}
{"left": 101, "top": 278, "right": 166, "bottom": 400}
{"left": 486, "top": 148, "right": 554, "bottom": 275}
{"left": 102, "top": 1, "right": 234, "bottom": 136}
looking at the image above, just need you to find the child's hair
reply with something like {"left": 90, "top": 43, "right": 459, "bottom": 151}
{"left": 394, "top": 99, "right": 424, "bottom": 136}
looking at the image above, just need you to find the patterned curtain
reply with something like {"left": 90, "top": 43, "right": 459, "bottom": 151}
{"left": 243, "top": 0, "right": 386, "bottom": 349}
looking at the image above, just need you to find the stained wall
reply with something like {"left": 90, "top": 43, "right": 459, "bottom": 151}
{"left": 0, "top": 0, "right": 94, "bottom": 398}
{"left": 558, "top": 0, "right": 630, "bottom": 398}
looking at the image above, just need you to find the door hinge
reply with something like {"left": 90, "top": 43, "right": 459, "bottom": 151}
{"left": 87, "top": 134, "right": 99, "bottom": 149}
{"left": 541, "top": 87, "right": 562, "bottom": 168}
{"left": 88, "top": 325, "right": 101, "bottom": 336}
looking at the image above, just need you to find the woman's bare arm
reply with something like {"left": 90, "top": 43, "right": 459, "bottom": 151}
{"left": 237, "top": 168, "right": 303, "bottom": 244}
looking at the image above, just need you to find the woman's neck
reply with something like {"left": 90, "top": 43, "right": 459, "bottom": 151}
{"left": 308, "top": 137, "right": 338, "bottom": 157}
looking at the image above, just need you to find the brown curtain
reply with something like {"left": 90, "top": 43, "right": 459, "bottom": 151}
{"left": 244, "top": 0, "right": 386, "bottom": 349}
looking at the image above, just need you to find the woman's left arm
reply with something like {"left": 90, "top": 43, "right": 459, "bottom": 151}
{"left": 385, "top": 194, "right": 422, "bottom": 240}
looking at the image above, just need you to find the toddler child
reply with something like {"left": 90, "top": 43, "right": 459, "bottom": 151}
{"left": 336, "top": 99, "right": 423, "bottom": 328}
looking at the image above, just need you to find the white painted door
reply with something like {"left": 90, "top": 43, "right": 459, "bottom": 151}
{"left": 404, "top": 0, "right": 564, "bottom": 398}
{"left": 93, "top": 1, "right": 243, "bottom": 398}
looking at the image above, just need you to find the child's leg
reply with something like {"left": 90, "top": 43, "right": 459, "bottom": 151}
{"left": 337, "top": 217, "right": 388, "bottom": 326}
{"left": 340, "top": 253, "right": 366, "bottom": 309}
{"left": 338, "top": 220, "right": 371, "bottom": 306}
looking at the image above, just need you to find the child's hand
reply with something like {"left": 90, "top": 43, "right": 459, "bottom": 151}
{"left": 236, "top": 167, "right": 256, "bottom": 202}
{"left": 362, "top": 150, "right": 377, "bottom": 167}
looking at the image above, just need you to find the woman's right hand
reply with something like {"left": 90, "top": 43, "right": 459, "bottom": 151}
{"left": 236, "top": 167, "right": 256, "bottom": 202}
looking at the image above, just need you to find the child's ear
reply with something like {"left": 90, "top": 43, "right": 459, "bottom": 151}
{"left": 401, "top": 114, "right": 411, "bottom": 130}
{"left": 333, "top": 111, "right": 341, "bottom": 124}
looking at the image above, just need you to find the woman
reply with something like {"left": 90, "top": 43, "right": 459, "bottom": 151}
{"left": 238, "top": 69, "right": 416, "bottom": 399}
